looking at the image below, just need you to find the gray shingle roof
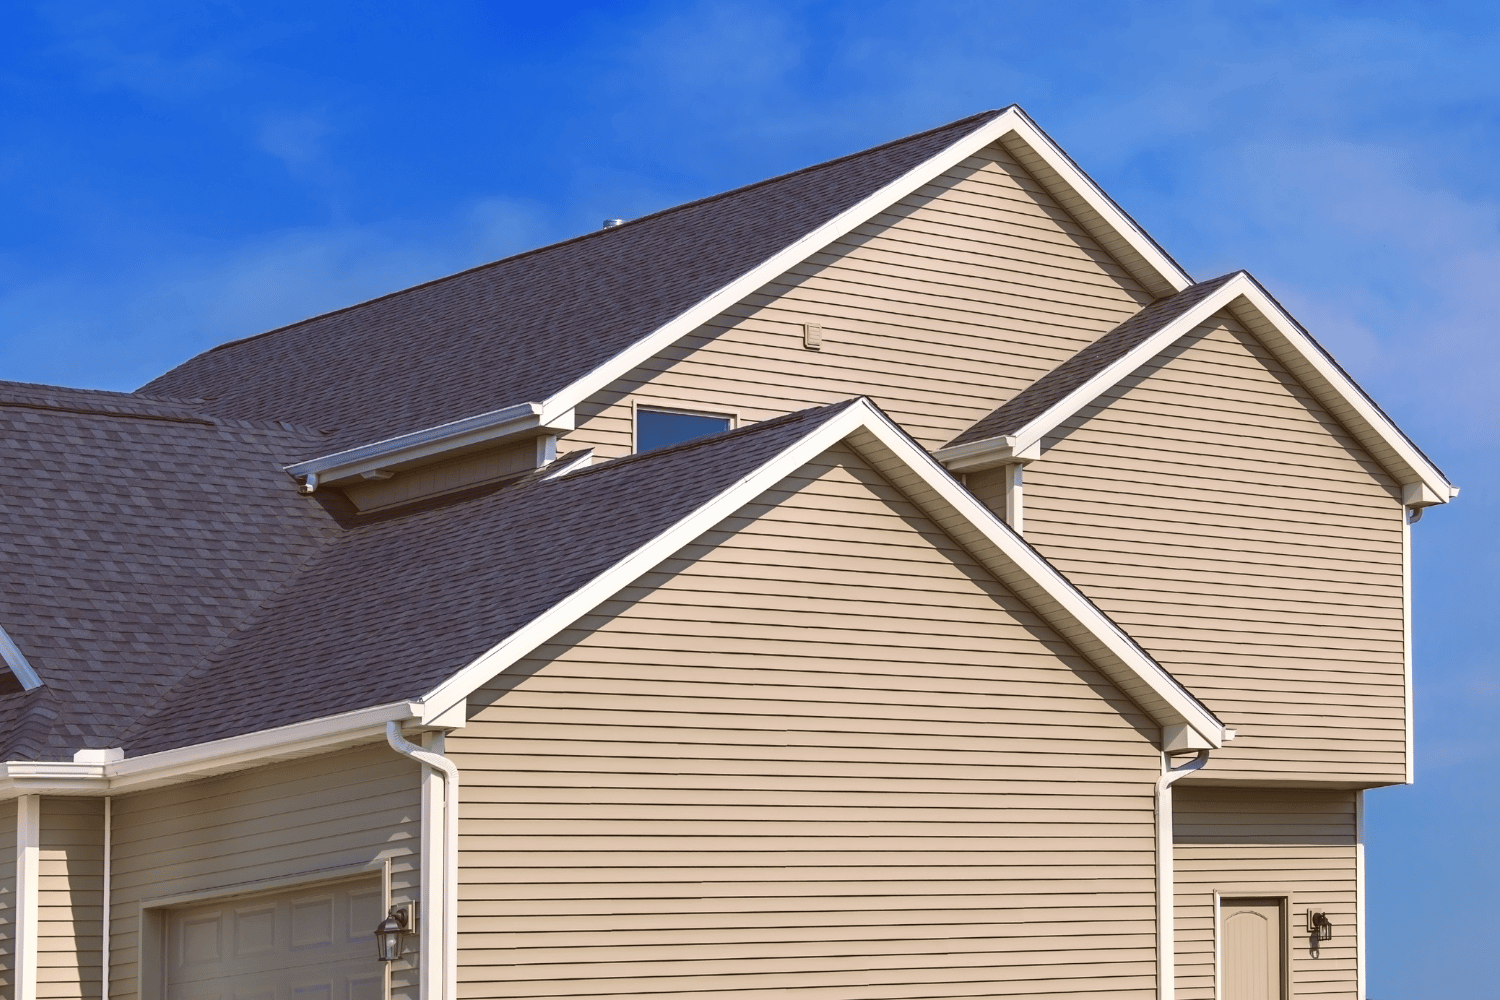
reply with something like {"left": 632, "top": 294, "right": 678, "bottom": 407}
{"left": 0, "top": 383, "right": 339, "bottom": 760}
{"left": 137, "top": 111, "right": 1007, "bottom": 454}
{"left": 120, "top": 400, "right": 858, "bottom": 755}
{"left": 945, "top": 273, "right": 1241, "bottom": 448}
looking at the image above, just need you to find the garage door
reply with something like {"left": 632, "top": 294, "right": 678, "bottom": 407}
{"left": 164, "top": 876, "right": 386, "bottom": 1000}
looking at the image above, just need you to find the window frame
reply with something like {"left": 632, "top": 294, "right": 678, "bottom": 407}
{"left": 630, "top": 401, "right": 738, "bottom": 455}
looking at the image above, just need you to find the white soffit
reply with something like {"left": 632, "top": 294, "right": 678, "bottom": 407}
{"left": 418, "top": 398, "right": 1224, "bottom": 746}
{"left": 544, "top": 107, "right": 1193, "bottom": 419}
{"left": 939, "top": 272, "right": 1453, "bottom": 503}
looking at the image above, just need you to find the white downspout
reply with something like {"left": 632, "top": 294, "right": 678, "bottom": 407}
{"left": 1157, "top": 749, "right": 1209, "bottom": 1000}
{"left": 101, "top": 796, "right": 111, "bottom": 1000}
{"left": 387, "top": 722, "right": 459, "bottom": 1000}
{"left": 15, "top": 794, "right": 39, "bottom": 1000}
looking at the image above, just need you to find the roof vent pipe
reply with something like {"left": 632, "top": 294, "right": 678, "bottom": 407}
{"left": 602, "top": 218, "right": 624, "bottom": 229}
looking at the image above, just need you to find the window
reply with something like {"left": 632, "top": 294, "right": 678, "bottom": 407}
{"left": 635, "top": 407, "right": 732, "bottom": 453}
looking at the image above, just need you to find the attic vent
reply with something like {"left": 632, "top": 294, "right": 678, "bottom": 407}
{"left": 602, "top": 218, "right": 625, "bottom": 229}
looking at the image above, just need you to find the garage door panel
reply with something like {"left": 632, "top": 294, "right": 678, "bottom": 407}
{"left": 166, "top": 877, "right": 386, "bottom": 1000}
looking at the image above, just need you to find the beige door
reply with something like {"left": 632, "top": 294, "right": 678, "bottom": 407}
{"left": 164, "top": 877, "right": 386, "bottom": 1000}
{"left": 1221, "top": 897, "right": 1285, "bottom": 1000}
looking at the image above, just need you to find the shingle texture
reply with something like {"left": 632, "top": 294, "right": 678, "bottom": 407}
{"left": 946, "top": 273, "right": 1241, "bottom": 448}
{"left": 138, "top": 111, "right": 1005, "bottom": 454}
{"left": 120, "top": 401, "right": 855, "bottom": 755}
{"left": 0, "top": 383, "right": 337, "bottom": 760}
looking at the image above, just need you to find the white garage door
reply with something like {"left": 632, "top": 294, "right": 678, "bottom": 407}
{"left": 165, "top": 877, "right": 387, "bottom": 1000}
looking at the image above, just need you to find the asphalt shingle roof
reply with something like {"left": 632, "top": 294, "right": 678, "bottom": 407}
{"left": 945, "top": 274, "right": 1240, "bottom": 448}
{"left": 0, "top": 383, "right": 338, "bottom": 760}
{"left": 114, "top": 401, "right": 858, "bottom": 755}
{"left": 137, "top": 111, "right": 1006, "bottom": 454}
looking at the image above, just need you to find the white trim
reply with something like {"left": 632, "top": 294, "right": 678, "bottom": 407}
{"left": 419, "top": 399, "right": 1224, "bottom": 745}
{"left": 631, "top": 400, "right": 738, "bottom": 455}
{"left": 1403, "top": 513, "right": 1415, "bottom": 783}
{"left": 0, "top": 700, "right": 420, "bottom": 799}
{"left": 1356, "top": 790, "right": 1367, "bottom": 1000}
{"left": 933, "top": 272, "right": 1454, "bottom": 501}
{"left": 1156, "top": 751, "right": 1210, "bottom": 1000}
{"left": 0, "top": 625, "right": 42, "bottom": 691}
{"left": 542, "top": 108, "right": 1191, "bottom": 422}
{"left": 15, "top": 794, "right": 38, "bottom": 1000}
{"left": 285, "top": 402, "right": 575, "bottom": 489}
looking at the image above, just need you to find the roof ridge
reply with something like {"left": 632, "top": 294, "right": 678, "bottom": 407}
{"left": 160, "top": 109, "right": 1008, "bottom": 369}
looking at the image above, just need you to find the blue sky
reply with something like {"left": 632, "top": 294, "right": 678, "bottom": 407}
{"left": 4, "top": 2, "right": 1496, "bottom": 994}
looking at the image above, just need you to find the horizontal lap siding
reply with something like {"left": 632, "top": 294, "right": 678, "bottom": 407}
{"left": 568, "top": 141, "right": 1153, "bottom": 460}
{"left": 1173, "top": 787, "right": 1358, "bottom": 1000}
{"left": 452, "top": 444, "right": 1162, "bottom": 1000}
{"left": 107, "top": 746, "right": 421, "bottom": 1000}
{"left": 39, "top": 798, "right": 102, "bottom": 999}
{"left": 1016, "top": 313, "right": 1406, "bottom": 784}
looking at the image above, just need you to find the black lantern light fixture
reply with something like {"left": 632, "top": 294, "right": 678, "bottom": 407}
{"left": 1307, "top": 910, "right": 1333, "bottom": 941}
{"left": 374, "top": 905, "right": 412, "bottom": 962}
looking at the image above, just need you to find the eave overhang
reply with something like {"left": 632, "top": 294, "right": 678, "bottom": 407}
{"left": 285, "top": 402, "right": 575, "bottom": 491}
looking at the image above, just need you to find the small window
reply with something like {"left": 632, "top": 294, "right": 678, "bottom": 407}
{"left": 635, "top": 407, "right": 732, "bottom": 453}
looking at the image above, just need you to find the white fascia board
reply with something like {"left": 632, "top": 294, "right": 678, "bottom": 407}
{"left": 839, "top": 410, "right": 1223, "bottom": 747}
{"left": 0, "top": 625, "right": 42, "bottom": 691}
{"left": 284, "top": 402, "right": 575, "bottom": 488}
{"left": 938, "top": 272, "right": 1453, "bottom": 504}
{"left": 995, "top": 107, "right": 1192, "bottom": 298}
{"left": 543, "top": 108, "right": 1192, "bottom": 420}
{"left": 1223, "top": 279, "right": 1453, "bottom": 504}
{"left": 0, "top": 700, "right": 419, "bottom": 800}
{"left": 418, "top": 399, "right": 1224, "bottom": 746}
{"left": 943, "top": 277, "right": 1248, "bottom": 470}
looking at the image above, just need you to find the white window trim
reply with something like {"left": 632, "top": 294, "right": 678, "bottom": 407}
{"left": 630, "top": 399, "right": 739, "bottom": 454}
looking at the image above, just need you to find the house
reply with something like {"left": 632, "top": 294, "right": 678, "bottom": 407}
{"left": 0, "top": 106, "right": 1452, "bottom": 1000}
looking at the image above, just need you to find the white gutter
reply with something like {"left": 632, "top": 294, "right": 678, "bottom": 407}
{"left": 15, "top": 794, "right": 38, "bottom": 1000}
{"left": 386, "top": 722, "right": 459, "bottom": 1000}
{"left": 285, "top": 402, "right": 575, "bottom": 491}
{"left": 1156, "top": 749, "right": 1209, "bottom": 1000}
{"left": 0, "top": 701, "right": 424, "bottom": 800}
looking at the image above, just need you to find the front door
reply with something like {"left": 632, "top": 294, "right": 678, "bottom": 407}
{"left": 1221, "top": 897, "right": 1286, "bottom": 1000}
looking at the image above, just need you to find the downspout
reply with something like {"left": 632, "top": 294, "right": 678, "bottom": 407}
{"left": 101, "top": 796, "right": 111, "bottom": 1000}
{"left": 1157, "top": 749, "right": 1209, "bottom": 1000}
{"left": 387, "top": 722, "right": 460, "bottom": 1000}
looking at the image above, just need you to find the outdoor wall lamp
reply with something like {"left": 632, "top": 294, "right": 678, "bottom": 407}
{"left": 374, "top": 905, "right": 412, "bottom": 962}
{"left": 1307, "top": 910, "right": 1333, "bottom": 942}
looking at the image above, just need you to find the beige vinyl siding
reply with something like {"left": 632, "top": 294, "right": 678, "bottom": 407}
{"left": 566, "top": 140, "right": 1154, "bottom": 460}
{"left": 0, "top": 798, "right": 15, "bottom": 999}
{"left": 451, "top": 443, "right": 1163, "bottom": 1000}
{"left": 1173, "top": 786, "right": 1359, "bottom": 1000}
{"left": 38, "top": 798, "right": 103, "bottom": 1000}
{"left": 1011, "top": 311, "right": 1407, "bottom": 785}
{"left": 106, "top": 745, "right": 421, "bottom": 1000}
